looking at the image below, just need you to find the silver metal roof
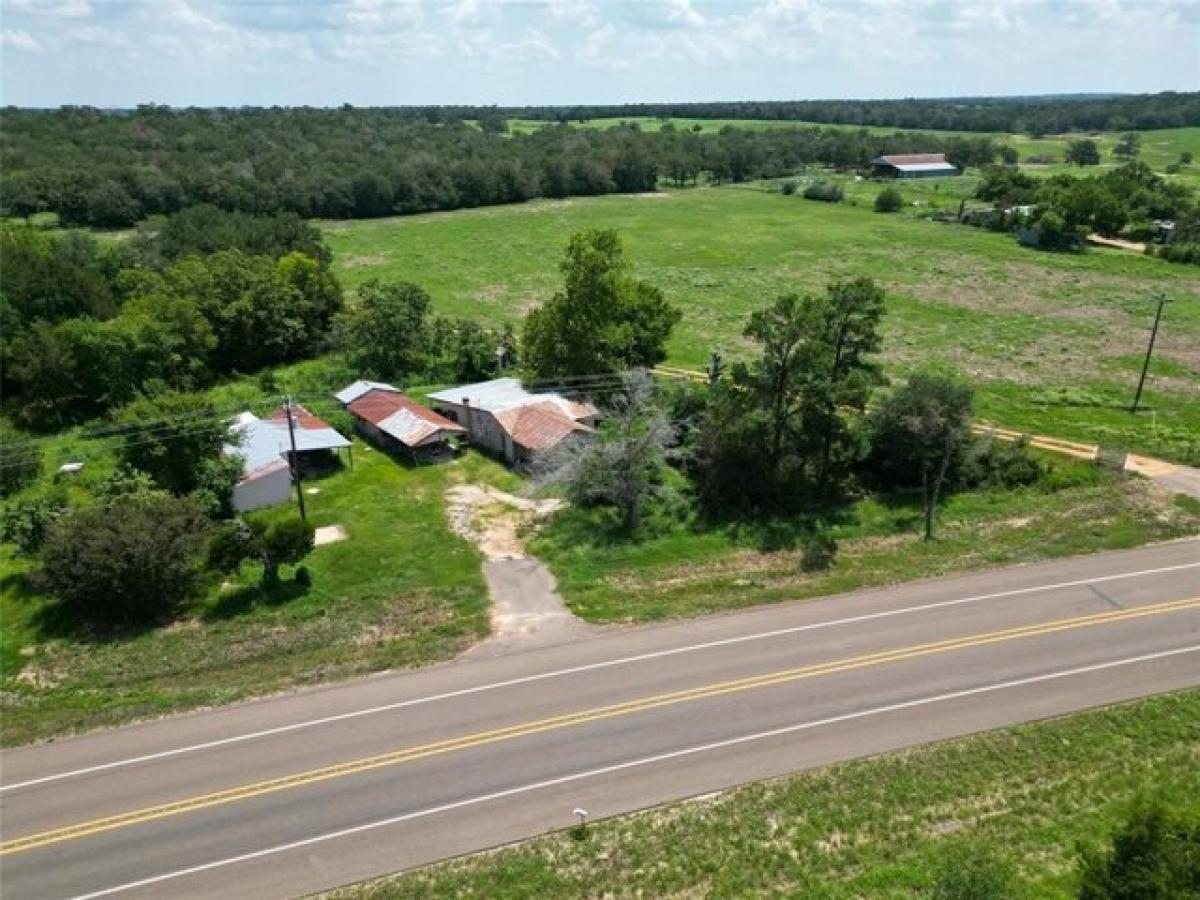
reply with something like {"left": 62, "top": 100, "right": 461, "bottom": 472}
{"left": 427, "top": 378, "right": 596, "bottom": 421}
{"left": 335, "top": 380, "right": 400, "bottom": 405}
{"left": 225, "top": 413, "right": 350, "bottom": 482}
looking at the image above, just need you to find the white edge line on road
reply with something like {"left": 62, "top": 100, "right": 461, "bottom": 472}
{"left": 6, "top": 558, "right": 1200, "bottom": 794}
{"left": 63, "top": 644, "right": 1200, "bottom": 900}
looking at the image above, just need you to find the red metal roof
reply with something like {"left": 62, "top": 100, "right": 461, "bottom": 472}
{"left": 267, "top": 404, "right": 333, "bottom": 431}
{"left": 494, "top": 401, "right": 592, "bottom": 452}
{"left": 876, "top": 153, "right": 951, "bottom": 166}
{"left": 348, "top": 390, "right": 466, "bottom": 447}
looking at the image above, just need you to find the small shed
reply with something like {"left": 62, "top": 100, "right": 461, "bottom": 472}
{"left": 225, "top": 408, "right": 351, "bottom": 512}
{"left": 872, "top": 153, "right": 960, "bottom": 179}
{"left": 347, "top": 389, "right": 466, "bottom": 461}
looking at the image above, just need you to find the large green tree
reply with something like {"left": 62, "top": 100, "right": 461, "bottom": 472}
{"left": 1065, "top": 139, "right": 1101, "bottom": 166}
{"left": 115, "top": 393, "right": 228, "bottom": 496}
{"left": 868, "top": 370, "right": 974, "bottom": 540}
{"left": 336, "top": 280, "right": 432, "bottom": 379}
{"left": 522, "top": 229, "right": 681, "bottom": 379}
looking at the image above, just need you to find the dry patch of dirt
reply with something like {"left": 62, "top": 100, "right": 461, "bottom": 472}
{"left": 445, "top": 484, "right": 564, "bottom": 561}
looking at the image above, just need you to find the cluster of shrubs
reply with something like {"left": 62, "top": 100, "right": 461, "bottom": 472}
{"left": 874, "top": 186, "right": 904, "bottom": 213}
{"left": 802, "top": 182, "right": 844, "bottom": 202}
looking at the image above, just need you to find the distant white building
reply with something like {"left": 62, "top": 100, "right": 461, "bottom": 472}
{"left": 427, "top": 377, "right": 597, "bottom": 466}
{"left": 872, "top": 153, "right": 960, "bottom": 178}
{"left": 225, "top": 406, "right": 351, "bottom": 512}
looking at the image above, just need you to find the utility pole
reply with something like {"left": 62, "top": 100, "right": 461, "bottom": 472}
{"left": 1131, "top": 292, "right": 1169, "bottom": 414}
{"left": 284, "top": 394, "right": 307, "bottom": 522}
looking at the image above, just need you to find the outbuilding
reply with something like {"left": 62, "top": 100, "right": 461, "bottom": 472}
{"left": 872, "top": 153, "right": 960, "bottom": 179}
{"left": 225, "top": 407, "right": 351, "bottom": 512}
{"left": 427, "top": 377, "right": 597, "bottom": 466}
{"left": 347, "top": 389, "right": 466, "bottom": 461}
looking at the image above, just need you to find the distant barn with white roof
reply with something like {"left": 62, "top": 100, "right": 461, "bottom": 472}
{"left": 872, "top": 153, "right": 960, "bottom": 179}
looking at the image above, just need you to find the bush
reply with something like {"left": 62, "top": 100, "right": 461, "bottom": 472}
{"left": 0, "top": 488, "right": 68, "bottom": 555}
{"left": 874, "top": 186, "right": 904, "bottom": 213}
{"left": 1154, "top": 242, "right": 1200, "bottom": 265}
{"left": 779, "top": 180, "right": 798, "bottom": 195}
{"left": 258, "top": 516, "right": 315, "bottom": 585}
{"left": 800, "top": 531, "right": 838, "bottom": 573}
{"left": 36, "top": 492, "right": 209, "bottom": 627}
{"left": 803, "top": 182, "right": 844, "bottom": 202}
{"left": 964, "top": 435, "right": 1045, "bottom": 489}
{"left": 1078, "top": 799, "right": 1200, "bottom": 899}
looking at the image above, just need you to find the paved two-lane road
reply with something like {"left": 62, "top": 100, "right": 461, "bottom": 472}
{"left": 2, "top": 539, "right": 1199, "bottom": 899}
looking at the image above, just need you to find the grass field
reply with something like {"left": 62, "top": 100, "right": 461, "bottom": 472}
{"left": 0, "top": 446, "right": 514, "bottom": 746}
{"left": 533, "top": 460, "right": 1200, "bottom": 624}
{"left": 326, "top": 689, "right": 1200, "bottom": 899}
{"left": 323, "top": 183, "right": 1200, "bottom": 463}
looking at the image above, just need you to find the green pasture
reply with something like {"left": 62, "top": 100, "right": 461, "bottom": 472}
{"left": 323, "top": 184, "right": 1200, "bottom": 462}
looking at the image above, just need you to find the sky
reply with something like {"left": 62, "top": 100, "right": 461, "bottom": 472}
{"left": 1, "top": 0, "right": 1197, "bottom": 108}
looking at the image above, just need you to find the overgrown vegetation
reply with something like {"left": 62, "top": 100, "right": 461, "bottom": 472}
{"left": 1, "top": 212, "right": 342, "bottom": 427}
{"left": 323, "top": 690, "right": 1200, "bottom": 899}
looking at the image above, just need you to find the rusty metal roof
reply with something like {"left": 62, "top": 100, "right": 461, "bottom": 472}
{"left": 494, "top": 401, "right": 592, "bottom": 452}
{"left": 349, "top": 390, "right": 466, "bottom": 448}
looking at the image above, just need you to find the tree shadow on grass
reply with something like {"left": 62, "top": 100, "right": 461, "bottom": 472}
{"left": 203, "top": 575, "right": 311, "bottom": 622}
{"left": 700, "top": 490, "right": 860, "bottom": 553}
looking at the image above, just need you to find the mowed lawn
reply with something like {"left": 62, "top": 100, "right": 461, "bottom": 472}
{"left": 323, "top": 184, "right": 1200, "bottom": 462}
{"left": 0, "top": 447, "right": 509, "bottom": 746}
{"left": 327, "top": 689, "right": 1200, "bottom": 899}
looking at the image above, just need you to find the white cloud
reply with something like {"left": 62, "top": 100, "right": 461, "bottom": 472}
{"left": 66, "top": 24, "right": 129, "bottom": 47}
{"left": 663, "top": 0, "right": 705, "bottom": 28}
{"left": 5, "top": 0, "right": 91, "bottom": 18}
{"left": 545, "top": 0, "right": 598, "bottom": 29}
{"left": 499, "top": 26, "right": 560, "bottom": 62}
{"left": 1, "top": 27, "right": 42, "bottom": 50}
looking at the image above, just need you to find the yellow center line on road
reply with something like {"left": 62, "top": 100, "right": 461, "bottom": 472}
{"left": 4, "top": 596, "right": 1198, "bottom": 856}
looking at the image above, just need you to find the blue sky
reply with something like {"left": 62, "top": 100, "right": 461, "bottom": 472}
{"left": 1, "top": 0, "right": 1196, "bottom": 107}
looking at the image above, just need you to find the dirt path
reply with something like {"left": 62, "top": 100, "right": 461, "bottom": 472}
{"left": 445, "top": 484, "right": 595, "bottom": 654}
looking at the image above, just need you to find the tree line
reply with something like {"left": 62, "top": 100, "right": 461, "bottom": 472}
{"left": 496, "top": 92, "right": 1200, "bottom": 135}
{"left": 1, "top": 207, "right": 342, "bottom": 428}
{"left": 2, "top": 106, "right": 1004, "bottom": 226}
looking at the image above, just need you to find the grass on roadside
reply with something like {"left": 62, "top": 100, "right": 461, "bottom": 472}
{"left": 325, "top": 689, "right": 1200, "bottom": 899}
{"left": 0, "top": 448, "right": 512, "bottom": 747}
{"left": 532, "top": 459, "right": 1200, "bottom": 624}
